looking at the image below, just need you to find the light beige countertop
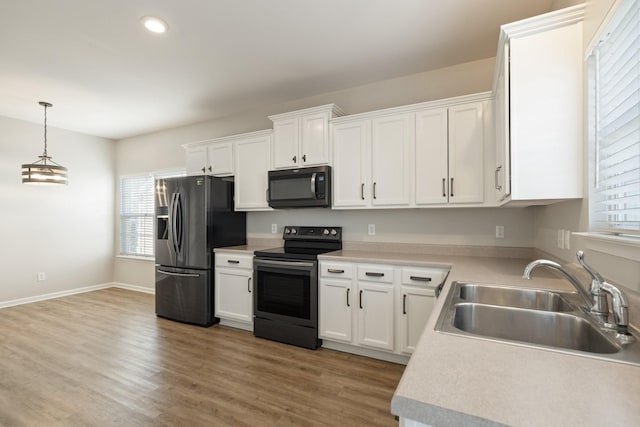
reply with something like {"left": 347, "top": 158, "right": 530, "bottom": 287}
{"left": 318, "top": 249, "right": 640, "bottom": 426}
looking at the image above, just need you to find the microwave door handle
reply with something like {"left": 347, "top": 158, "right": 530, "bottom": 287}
{"left": 310, "top": 172, "right": 317, "bottom": 199}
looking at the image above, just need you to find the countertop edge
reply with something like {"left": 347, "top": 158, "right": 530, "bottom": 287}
{"left": 391, "top": 395, "right": 507, "bottom": 427}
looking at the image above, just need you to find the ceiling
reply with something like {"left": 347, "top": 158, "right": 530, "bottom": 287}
{"left": 0, "top": 0, "right": 555, "bottom": 140}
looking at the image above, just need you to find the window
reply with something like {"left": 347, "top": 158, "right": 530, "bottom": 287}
{"left": 119, "top": 175, "right": 154, "bottom": 257}
{"left": 589, "top": 0, "right": 640, "bottom": 235}
{"left": 119, "top": 170, "right": 185, "bottom": 257}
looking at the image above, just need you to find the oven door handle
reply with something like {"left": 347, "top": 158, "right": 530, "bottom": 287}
{"left": 254, "top": 259, "right": 315, "bottom": 268}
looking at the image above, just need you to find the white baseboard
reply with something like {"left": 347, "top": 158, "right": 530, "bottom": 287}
{"left": 0, "top": 282, "right": 155, "bottom": 309}
{"left": 111, "top": 282, "right": 155, "bottom": 295}
{"left": 321, "top": 340, "right": 410, "bottom": 365}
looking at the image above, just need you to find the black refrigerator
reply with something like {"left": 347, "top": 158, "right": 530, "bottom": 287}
{"left": 155, "top": 175, "right": 246, "bottom": 326}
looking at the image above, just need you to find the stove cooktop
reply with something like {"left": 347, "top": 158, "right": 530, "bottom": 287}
{"left": 254, "top": 226, "right": 342, "bottom": 261}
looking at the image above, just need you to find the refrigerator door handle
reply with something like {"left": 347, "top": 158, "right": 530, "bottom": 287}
{"left": 157, "top": 269, "right": 200, "bottom": 278}
{"left": 175, "top": 193, "right": 183, "bottom": 255}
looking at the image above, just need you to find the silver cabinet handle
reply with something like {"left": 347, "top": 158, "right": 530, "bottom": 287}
{"left": 409, "top": 276, "right": 432, "bottom": 282}
{"left": 365, "top": 272, "right": 384, "bottom": 277}
{"left": 495, "top": 166, "right": 502, "bottom": 191}
{"left": 450, "top": 177, "right": 454, "bottom": 197}
{"left": 247, "top": 277, "right": 252, "bottom": 293}
{"left": 361, "top": 183, "right": 365, "bottom": 200}
{"left": 327, "top": 268, "right": 345, "bottom": 274}
{"left": 157, "top": 269, "right": 200, "bottom": 278}
{"left": 310, "top": 172, "right": 317, "bottom": 198}
{"left": 442, "top": 178, "right": 446, "bottom": 197}
{"left": 346, "top": 288, "right": 350, "bottom": 307}
{"left": 227, "top": 259, "right": 240, "bottom": 264}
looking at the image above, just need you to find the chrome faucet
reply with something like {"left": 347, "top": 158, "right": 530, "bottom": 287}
{"left": 523, "top": 251, "right": 633, "bottom": 338}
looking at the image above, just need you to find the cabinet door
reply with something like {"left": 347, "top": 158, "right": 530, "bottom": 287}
{"left": 400, "top": 286, "right": 435, "bottom": 354}
{"left": 357, "top": 282, "right": 394, "bottom": 351}
{"left": 272, "top": 117, "right": 300, "bottom": 169}
{"left": 235, "top": 135, "right": 272, "bottom": 210}
{"left": 494, "top": 43, "right": 511, "bottom": 202}
{"left": 301, "top": 112, "right": 330, "bottom": 166}
{"left": 207, "top": 142, "right": 234, "bottom": 176}
{"left": 319, "top": 279, "right": 353, "bottom": 343}
{"left": 371, "top": 113, "right": 413, "bottom": 206}
{"left": 215, "top": 268, "right": 253, "bottom": 323}
{"left": 185, "top": 146, "right": 207, "bottom": 176}
{"left": 448, "top": 102, "right": 484, "bottom": 204}
{"left": 415, "top": 108, "right": 448, "bottom": 205}
{"left": 332, "top": 120, "right": 370, "bottom": 208}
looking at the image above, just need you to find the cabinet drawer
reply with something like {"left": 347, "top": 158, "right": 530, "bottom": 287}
{"left": 320, "top": 262, "right": 353, "bottom": 279}
{"left": 357, "top": 265, "right": 394, "bottom": 283}
{"left": 215, "top": 253, "right": 253, "bottom": 269}
{"left": 401, "top": 267, "right": 448, "bottom": 287}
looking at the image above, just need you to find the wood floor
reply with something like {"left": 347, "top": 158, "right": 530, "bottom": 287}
{"left": 0, "top": 288, "right": 405, "bottom": 426}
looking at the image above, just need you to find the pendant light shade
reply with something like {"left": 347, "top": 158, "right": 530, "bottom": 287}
{"left": 22, "top": 101, "right": 68, "bottom": 185}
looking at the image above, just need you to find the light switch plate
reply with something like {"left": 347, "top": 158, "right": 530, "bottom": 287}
{"left": 564, "top": 230, "right": 571, "bottom": 250}
{"left": 557, "top": 229, "right": 565, "bottom": 249}
{"left": 271, "top": 224, "right": 277, "bottom": 234}
{"left": 368, "top": 224, "right": 375, "bottom": 236}
{"left": 495, "top": 226, "right": 504, "bottom": 238}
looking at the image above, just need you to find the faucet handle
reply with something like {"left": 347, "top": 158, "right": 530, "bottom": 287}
{"left": 576, "top": 250, "right": 604, "bottom": 283}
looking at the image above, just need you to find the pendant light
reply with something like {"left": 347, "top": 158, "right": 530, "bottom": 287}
{"left": 21, "top": 101, "right": 68, "bottom": 185}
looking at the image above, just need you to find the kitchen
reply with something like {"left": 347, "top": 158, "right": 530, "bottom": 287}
{"left": 1, "top": 0, "right": 639, "bottom": 425}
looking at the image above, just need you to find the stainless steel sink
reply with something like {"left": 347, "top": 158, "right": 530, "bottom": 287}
{"left": 452, "top": 303, "right": 618, "bottom": 354}
{"left": 459, "top": 283, "right": 574, "bottom": 312}
{"left": 435, "top": 282, "right": 640, "bottom": 366}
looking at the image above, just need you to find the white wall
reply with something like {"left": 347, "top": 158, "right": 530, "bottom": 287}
{"left": 0, "top": 116, "right": 115, "bottom": 302}
{"left": 115, "top": 57, "right": 536, "bottom": 288}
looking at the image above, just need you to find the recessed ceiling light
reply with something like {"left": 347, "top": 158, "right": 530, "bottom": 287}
{"left": 141, "top": 16, "right": 168, "bottom": 34}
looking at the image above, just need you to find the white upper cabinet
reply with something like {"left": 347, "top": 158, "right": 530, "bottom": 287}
{"left": 371, "top": 113, "right": 413, "bottom": 206}
{"left": 332, "top": 120, "right": 370, "bottom": 208}
{"left": 415, "top": 108, "right": 448, "bottom": 205}
{"left": 269, "top": 104, "right": 344, "bottom": 169}
{"left": 233, "top": 130, "right": 273, "bottom": 211}
{"left": 332, "top": 93, "right": 489, "bottom": 209}
{"left": 493, "top": 5, "right": 584, "bottom": 204}
{"left": 332, "top": 112, "right": 413, "bottom": 209}
{"left": 448, "top": 102, "right": 484, "bottom": 204}
{"left": 184, "top": 139, "right": 234, "bottom": 177}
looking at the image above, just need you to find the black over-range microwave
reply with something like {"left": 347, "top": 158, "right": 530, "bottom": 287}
{"left": 267, "top": 165, "right": 331, "bottom": 208}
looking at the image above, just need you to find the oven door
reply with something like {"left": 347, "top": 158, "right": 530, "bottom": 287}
{"left": 253, "top": 258, "right": 318, "bottom": 327}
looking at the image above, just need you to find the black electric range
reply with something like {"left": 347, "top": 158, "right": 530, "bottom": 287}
{"left": 253, "top": 226, "right": 342, "bottom": 349}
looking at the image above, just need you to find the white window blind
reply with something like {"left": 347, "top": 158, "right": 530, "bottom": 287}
{"left": 120, "top": 175, "right": 155, "bottom": 257}
{"left": 590, "top": 0, "right": 640, "bottom": 234}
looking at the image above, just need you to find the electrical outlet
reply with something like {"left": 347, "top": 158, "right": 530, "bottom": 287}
{"left": 564, "top": 229, "right": 571, "bottom": 250}
{"left": 37, "top": 272, "right": 46, "bottom": 282}
{"left": 557, "top": 229, "right": 565, "bottom": 249}
{"left": 368, "top": 224, "right": 376, "bottom": 236}
{"left": 271, "top": 223, "right": 277, "bottom": 234}
{"left": 495, "top": 225, "right": 504, "bottom": 239}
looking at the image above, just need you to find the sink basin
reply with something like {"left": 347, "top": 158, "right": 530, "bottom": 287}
{"left": 435, "top": 281, "right": 640, "bottom": 366}
{"left": 453, "top": 303, "right": 618, "bottom": 354}
{"left": 459, "top": 283, "right": 574, "bottom": 312}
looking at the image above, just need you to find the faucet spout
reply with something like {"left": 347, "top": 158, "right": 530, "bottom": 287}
{"left": 522, "top": 259, "right": 593, "bottom": 309}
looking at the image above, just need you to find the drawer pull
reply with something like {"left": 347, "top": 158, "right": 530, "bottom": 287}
{"left": 227, "top": 260, "right": 240, "bottom": 264}
{"left": 346, "top": 288, "right": 350, "bottom": 307}
{"left": 359, "top": 290, "right": 363, "bottom": 309}
{"left": 410, "top": 276, "right": 432, "bottom": 282}
{"left": 365, "top": 272, "right": 384, "bottom": 277}
{"left": 247, "top": 277, "right": 252, "bottom": 293}
{"left": 403, "top": 294, "right": 407, "bottom": 315}
{"left": 328, "top": 269, "right": 345, "bottom": 274}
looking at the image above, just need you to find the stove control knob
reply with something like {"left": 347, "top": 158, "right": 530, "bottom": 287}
{"left": 284, "top": 228, "right": 291, "bottom": 234}
{"left": 291, "top": 228, "right": 297, "bottom": 234}
{"left": 323, "top": 229, "right": 330, "bottom": 235}
{"left": 330, "top": 229, "right": 338, "bottom": 236}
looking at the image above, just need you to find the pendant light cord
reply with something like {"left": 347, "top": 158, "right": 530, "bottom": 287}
{"left": 43, "top": 103, "right": 48, "bottom": 158}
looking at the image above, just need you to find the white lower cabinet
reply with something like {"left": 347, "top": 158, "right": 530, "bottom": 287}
{"left": 400, "top": 286, "right": 436, "bottom": 354}
{"left": 215, "top": 253, "right": 253, "bottom": 329}
{"left": 319, "top": 260, "right": 447, "bottom": 360}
